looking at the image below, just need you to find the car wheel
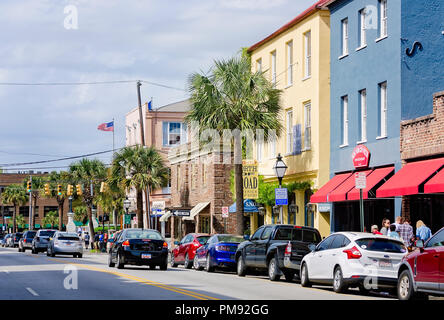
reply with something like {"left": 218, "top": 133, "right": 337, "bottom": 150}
{"left": 300, "top": 263, "right": 311, "bottom": 287}
{"left": 236, "top": 255, "right": 247, "bottom": 277}
{"left": 193, "top": 255, "right": 201, "bottom": 271}
{"left": 170, "top": 253, "right": 178, "bottom": 268}
{"left": 268, "top": 257, "right": 281, "bottom": 281}
{"left": 108, "top": 254, "right": 115, "bottom": 267}
{"left": 184, "top": 253, "right": 193, "bottom": 269}
{"left": 116, "top": 253, "right": 124, "bottom": 269}
{"left": 333, "top": 267, "right": 347, "bottom": 293}
{"left": 398, "top": 270, "right": 416, "bottom": 301}
{"left": 205, "top": 254, "right": 215, "bottom": 273}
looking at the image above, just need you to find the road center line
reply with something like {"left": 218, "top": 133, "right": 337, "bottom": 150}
{"left": 26, "top": 287, "right": 39, "bottom": 296}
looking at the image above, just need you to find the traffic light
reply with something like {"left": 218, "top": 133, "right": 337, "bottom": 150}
{"left": 76, "top": 184, "right": 83, "bottom": 196}
{"left": 26, "top": 181, "right": 32, "bottom": 193}
{"left": 100, "top": 182, "right": 107, "bottom": 193}
{"left": 57, "top": 185, "right": 62, "bottom": 196}
{"left": 44, "top": 183, "right": 50, "bottom": 196}
{"left": 67, "top": 184, "right": 73, "bottom": 196}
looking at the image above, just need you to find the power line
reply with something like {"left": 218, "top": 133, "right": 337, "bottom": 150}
{"left": 0, "top": 151, "right": 70, "bottom": 158}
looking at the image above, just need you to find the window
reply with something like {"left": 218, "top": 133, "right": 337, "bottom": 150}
{"left": 274, "top": 228, "right": 293, "bottom": 241}
{"left": 330, "top": 235, "right": 349, "bottom": 249}
{"left": 379, "top": 82, "right": 387, "bottom": 138}
{"left": 256, "top": 139, "right": 263, "bottom": 162}
{"left": 341, "top": 18, "right": 349, "bottom": 56}
{"left": 44, "top": 206, "right": 58, "bottom": 217}
{"left": 162, "top": 122, "right": 187, "bottom": 146}
{"left": 162, "top": 168, "right": 171, "bottom": 194}
{"left": 359, "top": 9, "right": 367, "bottom": 48}
{"left": 341, "top": 96, "right": 349, "bottom": 146}
{"left": 286, "top": 41, "right": 293, "bottom": 86}
{"left": 379, "top": 0, "right": 388, "bottom": 38}
{"left": 426, "top": 229, "right": 444, "bottom": 248}
{"left": 268, "top": 134, "right": 277, "bottom": 159}
{"left": 304, "top": 102, "right": 311, "bottom": 150}
{"left": 271, "top": 51, "right": 276, "bottom": 87}
{"left": 256, "top": 58, "right": 262, "bottom": 72}
{"left": 359, "top": 89, "right": 367, "bottom": 142}
{"left": 260, "top": 227, "right": 273, "bottom": 240}
{"left": 356, "top": 238, "right": 407, "bottom": 253}
{"left": 251, "top": 227, "right": 264, "bottom": 241}
{"left": 304, "top": 31, "right": 311, "bottom": 78}
{"left": 317, "top": 235, "right": 335, "bottom": 251}
{"left": 286, "top": 110, "right": 293, "bottom": 154}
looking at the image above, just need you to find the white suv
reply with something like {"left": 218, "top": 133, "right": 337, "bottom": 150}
{"left": 300, "top": 232, "right": 408, "bottom": 294}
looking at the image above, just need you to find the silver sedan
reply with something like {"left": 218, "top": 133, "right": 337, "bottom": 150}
{"left": 47, "top": 232, "right": 83, "bottom": 258}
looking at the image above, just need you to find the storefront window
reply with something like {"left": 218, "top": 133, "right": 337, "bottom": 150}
{"left": 408, "top": 195, "right": 444, "bottom": 234}
{"left": 199, "top": 216, "right": 210, "bottom": 234}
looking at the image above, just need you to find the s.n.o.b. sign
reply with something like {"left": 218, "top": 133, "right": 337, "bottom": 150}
{"left": 352, "top": 145, "right": 370, "bottom": 169}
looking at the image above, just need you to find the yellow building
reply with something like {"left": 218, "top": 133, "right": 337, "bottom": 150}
{"left": 247, "top": 1, "right": 331, "bottom": 237}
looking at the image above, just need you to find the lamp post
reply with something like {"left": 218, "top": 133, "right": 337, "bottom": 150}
{"left": 123, "top": 197, "right": 130, "bottom": 229}
{"left": 273, "top": 154, "right": 287, "bottom": 224}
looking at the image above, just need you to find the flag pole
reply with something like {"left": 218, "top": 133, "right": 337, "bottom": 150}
{"left": 112, "top": 118, "right": 115, "bottom": 154}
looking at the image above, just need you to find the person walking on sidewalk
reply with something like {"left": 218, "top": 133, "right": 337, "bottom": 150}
{"left": 395, "top": 217, "right": 414, "bottom": 246}
{"left": 84, "top": 232, "right": 90, "bottom": 250}
{"left": 416, "top": 220, "right": 432, "bottom": 242}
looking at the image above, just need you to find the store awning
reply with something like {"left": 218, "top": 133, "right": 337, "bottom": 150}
{"left": 347, "top": 167, "right": 394, "bottom": 200}
{"left": 35, "top": 224, "right": 41, "bottom": 228}
{"left": 310, "top": 173, "right": 352, "bottom": 203}
{"left": 328, "top": 170, "right": 373, "bottom": 202}
{"left": 229, "top": 199, "right": 258, "bottom": 213}
{"left": 74, "top": 221, "right": 83, "bottom": 227}
{"left": 424, "top": 166, "right": 444, "bottom": 193}
{"left": 183, "top": 202, "right": 210, "bottom": 221}
{"left": 376, "top": 158, "right": 444, "bottom": 198}
{"left": 159, "top": 211, "right": 172, "bottom": 222}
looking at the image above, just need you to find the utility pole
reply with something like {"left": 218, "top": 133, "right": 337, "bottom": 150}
{"left": 28, "top": 175, "right": 33, "bottom": 230}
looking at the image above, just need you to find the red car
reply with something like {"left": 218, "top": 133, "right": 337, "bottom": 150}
{"left": 170, "top": 233, "right": 210, "bottom": 269}
{"left": 397, "top": 227, "right": 444, "bottom": 300}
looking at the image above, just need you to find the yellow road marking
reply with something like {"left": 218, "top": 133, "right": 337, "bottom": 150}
{"left": 47, "top": 257, "right": 219, "bottom": 300}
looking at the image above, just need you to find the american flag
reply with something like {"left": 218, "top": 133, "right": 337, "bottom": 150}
{"left": 97, "top": 121, "right": 114, "bottom": 132}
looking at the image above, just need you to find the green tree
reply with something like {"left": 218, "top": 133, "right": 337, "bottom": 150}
{"left": 1, "top": 185, "right": 27, "bottom": 232}
{"left": 74, "top": 205, "right": 87, "bottom": 224}
{"left": 186, "top": 55, "right": 282, "bottom": 234}
{"left": 42, "top": 211, "right": 58, "bottom": 229}
{"left": 69, "top": 158, "right": 107, "bottom": 240}
{"left": 15, "top": 214, "right": 26, "bottom": 230}
{"left": 110, "top": 146, "right": 168, "bottom": 228}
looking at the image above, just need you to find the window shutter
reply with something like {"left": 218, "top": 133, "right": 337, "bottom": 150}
{"left": 293, "top": 124, "right": 302, "bottom": 155}
{"left": 162, "top": 122, "right": 168, "bottom": 146}
{"left": 181, "top": 122, "right": 188, "bottom": 144}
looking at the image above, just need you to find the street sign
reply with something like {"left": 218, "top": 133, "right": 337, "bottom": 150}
{"left": 355, "top": 172, "right": 367, "bottom": 189}
{"left": 221, "top": 206, "right": 229, "bottom": 218}
{"left": 173, "top": 209, "right": 191, "bottom": 217}
{"left": 275, "top": 188, "right": 288, "bottom": 206}
{"left": 124, "top": 214, "right": 131, "bottom": 224}
{"left": 152, "top": 201, "right": 165, "bottom": 210}
{"left": 242, "top": 160, "right": 259, "bottom": 199}
{"left": 352, "top": 145, "right": 371, "bottom": 169}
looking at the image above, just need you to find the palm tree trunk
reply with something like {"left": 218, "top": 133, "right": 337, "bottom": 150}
{"left": 88, "top": 205, "right": 95, "bottom": 244}
{"left": 13, "top": 205, "right": 17, "bottom": 233}
{"left": 31, "top": 196, "right": 36, "bottom": 229}
{"left": 58, "top": 201, "right": 64, "bottom": 231}
{"left": 137, "top": 190, "right": 143, "bottom": 228}
{"left": 234, "top": 135, "right": 244, "bottom": 236}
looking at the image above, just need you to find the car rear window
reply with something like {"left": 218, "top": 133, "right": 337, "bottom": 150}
{"left": 59, "top": 236, "right": 80, "bottom": 241}
{"left": 217, "top": 235, "right": 243, "bottom": 243}
{"left": 125, "top": 230, "right": 163, "bottom": 240}
{"left": 303, "top": 230, "right": 321, "bottom": 244}
{"left": 40, "top": 231, "right": 56, "bottom": 237}
{"left": 355, "top": 238, "right": 407, "bottom": 253}
{"left": 197, "top": 236, "right": 210, "bottom": 244}
{"left": 274, "top": 228, "right": 293, "bottom": 240}
{"left": 26, "top": 232, "right": 36, "bottom": 238}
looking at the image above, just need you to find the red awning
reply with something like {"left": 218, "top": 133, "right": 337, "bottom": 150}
{"left": 328, "top": 170, "right": 373, "bottom": 202}
{"left": 310, "top": 173, "right": 352, "bottom": 203}
{"left": 347, "top": 167, "right": 394, "bottom": 200}
{"left": 424, "top": 166, "right": 444, "bottom": 193}
{"left": 376, "top": 158, "right": 444, "bottom": 198}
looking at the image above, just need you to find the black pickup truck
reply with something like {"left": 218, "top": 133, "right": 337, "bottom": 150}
{"left": 235, "top": 224, "right": 322, "bottom": 282}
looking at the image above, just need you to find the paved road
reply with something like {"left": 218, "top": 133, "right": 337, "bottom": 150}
{"left": 0, "top": 246, "right": 393, "bottom": 300}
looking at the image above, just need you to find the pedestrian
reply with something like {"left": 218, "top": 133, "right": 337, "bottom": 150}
{"left": 99, "top": 232, "right": 104, "bottom": 252}
{"left": 380, "top": 218, "right": 391, "bottom": 235}
{"left": 94, "top": 232, "right": 100, "bottom": 250}
{"left": 394, "top": 217, "right": 413, "bottom": 246}
{"left": 84, "top": 232, "right": 90, "bottom": 249}
{"left": 388, "top": 224, "right": 400, "bottom": 240}
{"left": 371, "top": 225, "right": 383, "bottom": 235}
{"left": 416, "top": 220, "right": 432, "bottom": 242}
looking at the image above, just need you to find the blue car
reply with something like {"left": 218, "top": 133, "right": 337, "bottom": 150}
{"left": 193, "top": 234, "right": 244, "bottom": 272}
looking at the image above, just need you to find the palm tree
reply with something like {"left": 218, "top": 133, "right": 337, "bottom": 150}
{"left": 23, "top": 176, "right": 45, "bottom": 230}
{"left": 110, "top": 146, "right": 168, "bottom": 228}
{"left": 97, "top": 168, "right": 126, "bottom": 230}
{"left": 1, "top": 185, "right": 27, "bottom": 232}
{"left": 15, "top": 214, "right": 26, "bottom": 230}
{"left": 44, "top": 171, "right": 73, "bottom": 231}
{"left": 186, "top": 55, "right": 283, "bottom": 234}
{"left": 42, "top": 211, "right": 58, "bottom": 229}
{"left": 69, "top": 158, "right": 107, "bottom": 240}
{"left": 74, "top": 205, "right": 88, "bottom": 224}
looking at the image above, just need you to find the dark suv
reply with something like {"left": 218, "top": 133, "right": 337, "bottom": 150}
{"left": 12, "top": 233, "right": 23, "bottom": 248}
{"left": 397, "top": 227, "right": 444, "bottom": 300}
{"left": 235, "top": 224, "right": 322, "bottom": 282}
{"left": 18, "top": 230, "right": 37, "bottom": 252}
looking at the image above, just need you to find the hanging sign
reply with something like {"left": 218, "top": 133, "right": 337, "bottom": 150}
{"left": 242, "top": 160, "right": 259, "bottom": 199}
{"left": 352, "top": 145, "right": 370, "bottom": 169}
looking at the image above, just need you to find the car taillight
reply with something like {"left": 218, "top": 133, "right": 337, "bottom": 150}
{"left": 284, "top": 241, "right": 292, "bottom": 257}
{"left": 24, "top": 239, "right": 27, "bottom": 243}
{"left": 122, "top": 240, "right": 130, "bottom": 248}
{"left": 216, "top": 245, "right": 230, "bottom": 251}
{"left": 343, "top": 246, "right": 362, "bottom": 259}
{"left": 163, "top": 242, "right": 168, "bottom": 248}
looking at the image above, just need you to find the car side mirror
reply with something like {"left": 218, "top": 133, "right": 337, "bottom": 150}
{"left": 308, "top": 244, "right": 316, "bottom": 252}
{"left": 243, "top": 235, "right": 250, "bottom": 241}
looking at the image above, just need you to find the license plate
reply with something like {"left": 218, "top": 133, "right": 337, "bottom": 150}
{"left": 379, "top": 260, "right": 392, "bottom": 268}
{"left": 141, "top": 254, "right": 151, "bottom": 259}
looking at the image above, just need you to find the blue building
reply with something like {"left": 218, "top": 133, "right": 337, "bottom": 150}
{"left": 311, "top": 0, "right": 444, "bottom": 232}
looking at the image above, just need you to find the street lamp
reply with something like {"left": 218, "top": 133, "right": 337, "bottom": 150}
{"left": 123, "top": 197, "right": 130, "bottom": 229}
{"left": 273, "top": 154, "right": 287, "bottom": 224}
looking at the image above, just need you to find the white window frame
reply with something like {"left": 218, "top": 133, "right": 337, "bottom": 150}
{"left": 359, "top": 9, "right": 367, "bottom": 48}
{"left": 163, "top": 122, "right": 187, "bottom": 147}
{"left": 304, "top": 31, "right": 311, "bottom": 78}
{"left": 342, "top": 18, "right": 349, "bottom": 56}
{"left": 380, "top": 0, "right": 388, "bottom": 38}
{"left": 359, "top": 89, "right": 367, "bottom": 143}
{"left": 271, "top": 51, "right": 277, "bottom": 87}
{"left": 286, "top": 41, "right": 293, "bottom": 86}
{"left": 304, "top": 102, "right": 311, "bottom": 150}
{"left": 379, "top": 82, "right": 388, "bottom": 138}
{"left": 341, "top": 96, "right": 349, "bottom": 146}
{"left": 286, "top": 110, "right": 293, "bottom": 154}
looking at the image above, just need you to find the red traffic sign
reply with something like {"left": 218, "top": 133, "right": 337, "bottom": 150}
{"left": 222, "top": 206, "right": 229, "bottom": 218}
{"left": 352, "top": 145, "right": 370, "bottom": 169}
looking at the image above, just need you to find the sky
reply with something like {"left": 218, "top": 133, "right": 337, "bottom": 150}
{"left": 0, "top": 0, "right": 316, "bottom": 172}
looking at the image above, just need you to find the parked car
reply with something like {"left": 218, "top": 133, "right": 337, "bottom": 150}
{"left": 31, "top": 229, "right": 57, "bottom": 254}
{"left": 194, "top": 234, "right": 245, "bottom": 272}
{"left": 235, "top": 224, "right": 322, "bottom": 282}
{"left": 108, "top": 228, "right": 168, "bottom": 270}
{"left": 47, "top": 232, "right": 83, "bottom": 258}
{"left": 18, "top": 230, "right": 37, "bottom": 252}
{"left": 1, "top": 234, "right": 11, "bottom": 247}
{"left": 397, "top": 226, "right": 444, "bottom": 300}
{"left": 12, "top": 233, "right": 23, "bottom": 248}
{"left": 170, "top": 233, "right": 210, "bottom": 269}
{"left": 300, "top": 232, "right": 408, "bottom": 294}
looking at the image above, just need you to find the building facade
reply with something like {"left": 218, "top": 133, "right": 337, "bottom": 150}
{"left": 247, "top": 0, "right": 331, "bottom": 237}
{"left": 312, "top": 0, "right": 444, "bottom": 233}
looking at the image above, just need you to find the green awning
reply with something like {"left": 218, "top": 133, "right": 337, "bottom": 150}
{"left": 25, "top": 224, "right": 29, "bottom": 228}
{"left": 74, "top": 221, "right": 83, "bottom": 226}
{"left": 45, "top": 224, "right": 51, "bottom": 228}
{"left": 35, "top": 224, "right": 41, "bottom": 228}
